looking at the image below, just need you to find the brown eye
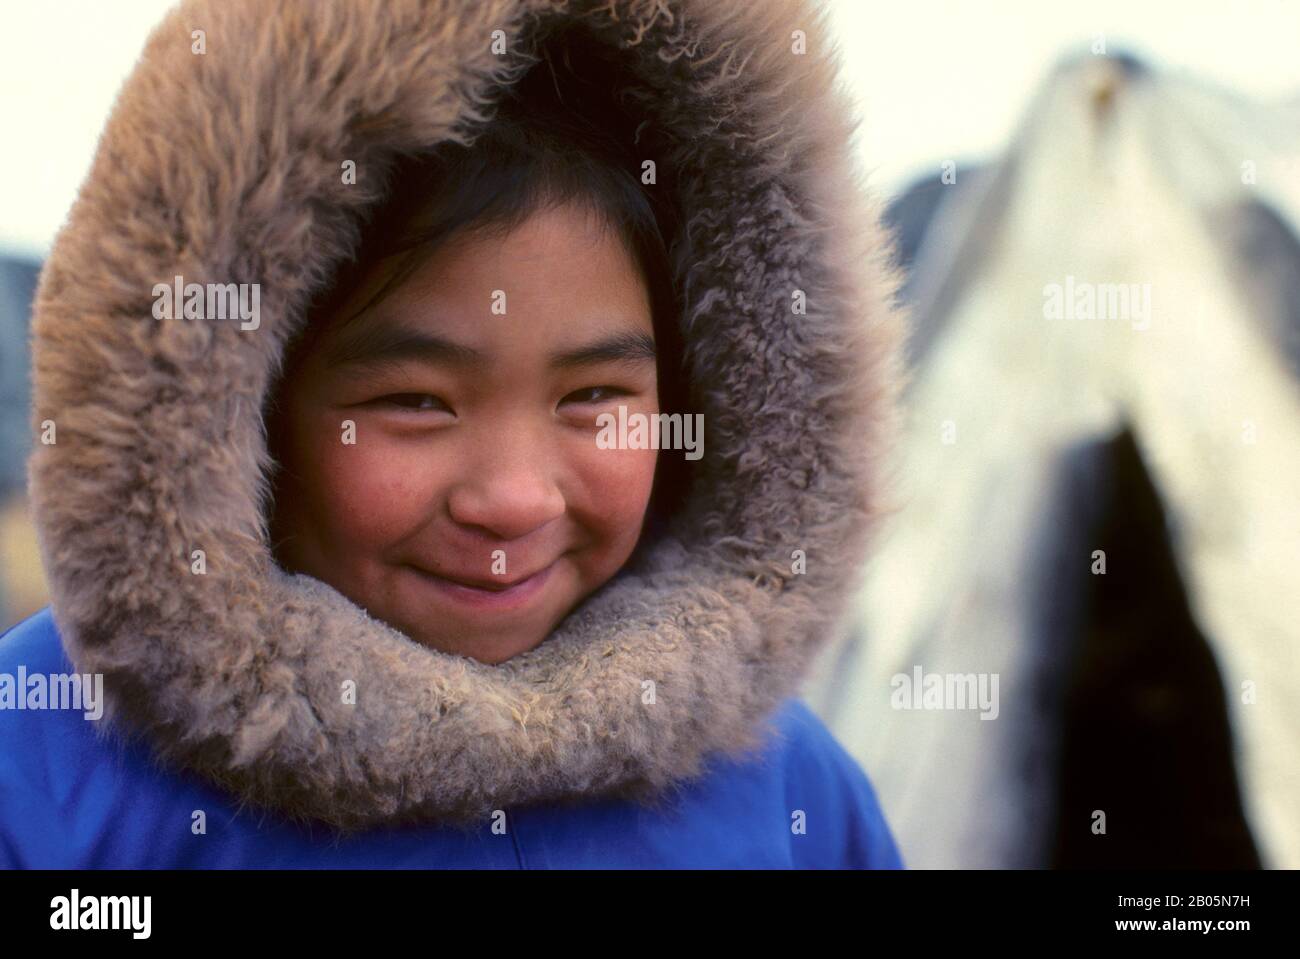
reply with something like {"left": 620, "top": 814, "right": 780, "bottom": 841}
{"left": 561, "top": 386, "right": 626, "bottom": 406}
{"left": 381, "top": 393, "right": 451, "bottom": 412}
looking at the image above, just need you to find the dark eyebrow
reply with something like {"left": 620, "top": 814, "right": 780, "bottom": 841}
{"left": 323, "top": 318, "right": 655, "bottom": 374}
{"left": 548, "top": 331, "right": 657, "bottom": 369}
{"left": 324, "top": 318, "right": 486, "bottom": 372}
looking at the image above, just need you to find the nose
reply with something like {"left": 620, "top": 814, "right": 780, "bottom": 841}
{"left": 445, "top": 427, "right": 566, "bottom": 542}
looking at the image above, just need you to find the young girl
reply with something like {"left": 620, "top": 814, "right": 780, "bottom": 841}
{"left": 3, "top": 0, "right": 907, "bottom": 868}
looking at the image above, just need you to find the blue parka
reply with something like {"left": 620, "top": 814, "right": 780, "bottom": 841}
{"left": 0, "top": 608, "right": 902, "bottom": 868}
{"left": 10, "top": 0, "right": 908, "bottom": 868}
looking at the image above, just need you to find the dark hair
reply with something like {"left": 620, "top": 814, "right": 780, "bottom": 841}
{"left": 271, "top": 26, "right": 691, "bottom": 541}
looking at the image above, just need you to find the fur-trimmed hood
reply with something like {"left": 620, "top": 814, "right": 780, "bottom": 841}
{"left": 27, "top": 0, "right": 904, "bottom": 831}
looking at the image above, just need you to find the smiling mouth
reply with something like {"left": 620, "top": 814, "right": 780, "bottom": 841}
{"left": 419, "top": 568, "right": 547, "bottom": 591}
{"left": 406, "top": 561, "right": 557, "bottom": 604}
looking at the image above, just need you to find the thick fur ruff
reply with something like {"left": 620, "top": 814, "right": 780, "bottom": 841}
{"left": 27, "top": 0, "right": 906, "bottom": 830}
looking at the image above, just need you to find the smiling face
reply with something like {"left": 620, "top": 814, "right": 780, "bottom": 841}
{"left": 268, "top": 201, "right": 661, "bottom": 663}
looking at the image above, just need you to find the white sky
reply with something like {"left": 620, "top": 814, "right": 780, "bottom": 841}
{"left": 1, "top": 0, "right": 1297, "bottom": 257}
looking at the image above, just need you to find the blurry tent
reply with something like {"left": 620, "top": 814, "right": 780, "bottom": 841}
{"left": 0, "top": 254, "right": 38, "bottom": 492}
{"left": 805, "top": 51, "right": 1300, "bottom": 868}
{"left": 0, "top": 253, "right": 42, "bottom": 624}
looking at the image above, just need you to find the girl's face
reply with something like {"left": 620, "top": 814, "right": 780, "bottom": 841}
{"left": 269, "top": 202, "right": 661, "bottom": 663}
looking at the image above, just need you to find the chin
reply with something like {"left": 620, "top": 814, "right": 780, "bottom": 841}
{"left": 409, "top": 624, "right": 548, "bottom": 664}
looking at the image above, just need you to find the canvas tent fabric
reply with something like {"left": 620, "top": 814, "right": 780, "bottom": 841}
{"left": 805, "top": 52, "right": 1300, "bottom": 869}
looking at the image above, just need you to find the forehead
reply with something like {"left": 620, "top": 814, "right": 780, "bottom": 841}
{"left": 419, "top": 202, "right": 648, "bottom": 306}
{"left": 320, "top": 202, "right": 654, "bottom": 363}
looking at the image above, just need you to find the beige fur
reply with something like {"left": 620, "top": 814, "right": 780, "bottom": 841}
{"left": 27, "top": 0, "right": 907, "bottom": 830}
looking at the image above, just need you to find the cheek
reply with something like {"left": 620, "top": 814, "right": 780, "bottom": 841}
{"left": 568, "top": 443, "right": 659, "bottom": 546}
{"left": 287, "top": 420, "right": 439, "bottom": 552}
